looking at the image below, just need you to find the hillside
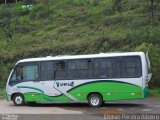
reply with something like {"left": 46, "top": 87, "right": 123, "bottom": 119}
{"left": 0, "top": 0, "right": 160, "bottom": 89}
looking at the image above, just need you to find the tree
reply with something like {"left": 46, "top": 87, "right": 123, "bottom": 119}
{"left": 23, "top": 0, "right": 36, "bottom": 4}
{"left": 113, "top": 0, "right": 123, "bottom": 21}
{"left": 38, "top": 0, "right": 53, "bottom": 12}
{"left": 151, "top": 0, "right": 154, "bottom": 20}
{"left": 0, "top": 7, "right": 15, "bottom": 42}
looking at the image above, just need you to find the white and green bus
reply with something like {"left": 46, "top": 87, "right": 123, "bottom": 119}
{"left": 6, "top": 52, "right": 152, "bottom": 107}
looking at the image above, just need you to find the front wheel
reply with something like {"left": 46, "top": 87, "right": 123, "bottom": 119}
{"left": 13, "top": 94, "right": 25, "bottom": 106}
{"left": 88, "top": 94, "right": 103, "bottom": 108}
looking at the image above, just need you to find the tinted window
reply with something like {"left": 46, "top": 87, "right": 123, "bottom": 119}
{"left": 66, "top": 59, "right": 93, "bottom": 80}
{"left": 68, "top": 61, "right": 76, "bottom": 70}
{"left": 78, "top": 59, "right": 92, "bottom": 69}
{"left": 122, "top": 56, "right": 142, "bottom": 78}
{"left": 40, "top": 62, "right": 53, "bottom": 80}
{"left": 10, "top": 71, "right": 16, "bottom": 81}
{"left": 94, "top": 58, "right": 121, "bottom": 79}
{"left": 67, "top": 61, "right": 77, "bottom": 79}
{"left": 16, "top": 64, "right": 38, "bottom": 81}
{"left": 77, "top": 59, "right": 92, "bottom": 79}
{"left": 54, "top": 61, "right": 66, "bottom": 80}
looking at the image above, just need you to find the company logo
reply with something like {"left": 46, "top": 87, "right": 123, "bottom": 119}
{"left": 56, "top": 81, "right": 74, "bottom": 87}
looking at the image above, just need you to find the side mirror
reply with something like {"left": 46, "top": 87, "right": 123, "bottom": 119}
{"left": 146, "top": 73, "right": 152, "bottom": 82}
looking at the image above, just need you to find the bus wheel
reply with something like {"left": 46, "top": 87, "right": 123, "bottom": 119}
{"left": 13, "top": 94, "right": 25, "bottom": 106}
{"left": 88, "top": 93, "right": 103, "bottom": 108}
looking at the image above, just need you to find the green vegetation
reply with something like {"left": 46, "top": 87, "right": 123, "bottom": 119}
{"left": 0, "top": 89, "right": 5, "bottom": 99}
{"left": 0, "top": 0, "right": 160, "bottom": 90}
{"left": 150, "top": 88, "right": 160, "bottom": 97}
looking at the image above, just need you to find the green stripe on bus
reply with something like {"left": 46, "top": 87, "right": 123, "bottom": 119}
{"left": 17, "top": 81, "right": 144, "bottom": 103}
{"left": 68, "top": 82, "right": 143, "bottom": 101}
{"left": 17, "top": 86, "right": 44, "bottom": 93}
{"left": 23, "top": 92, "right": 70, "bottom": 102}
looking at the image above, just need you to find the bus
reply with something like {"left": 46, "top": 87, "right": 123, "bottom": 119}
{"left": 6, "top": 52, "right": 152, "bottom": 107}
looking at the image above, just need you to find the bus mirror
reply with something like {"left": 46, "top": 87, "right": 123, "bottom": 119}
{"left": 146, "top": 52, "right": 151, "bottom": 70}
{"left": 147, "top": 73, "right": 152, "bottom": 82}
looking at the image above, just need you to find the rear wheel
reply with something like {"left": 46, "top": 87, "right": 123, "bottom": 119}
{"left": 13, "top": 94, "right": 25, "bottom": 106}
{"left": 88, "top": 93, "right": 103, "bottom": 108}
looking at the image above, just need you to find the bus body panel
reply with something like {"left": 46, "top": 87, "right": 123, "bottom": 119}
{"left": 6, "top": 78, "right": 144, "bottom": 103}
{"left": 6, "top": 52, "right": 151, "bottom": 104}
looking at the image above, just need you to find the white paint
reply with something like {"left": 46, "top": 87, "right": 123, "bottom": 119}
{"left": 6, "top": 52, "right": 151, "bottom": 102}
{"left": 16, "top": 52, "right": 145, "bottom": 63}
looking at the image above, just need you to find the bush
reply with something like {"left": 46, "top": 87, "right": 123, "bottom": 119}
{"left": 103, "top": 7, "right": 115, "bottom": 16}
{"left": 104, "top": 15, "right": 123, "bottom": 26}
{"left": 16, "top": 25, "right": 34, "bottom": 34}
{"left": 13, "top": 6, "right": 30, "bottom": 16}
{"left": 45, "top": 24, "right": 57, "bottom": 31}
{"left": 0, "top": 63, "right": 9, "bottom": 89}
{"left": 135, "top": 43, "right": 160, "bottom": 88}
{"left": 30, "top": 4, "right": 50, "bottom": 19}
{"left": 150, "top": 88, "right": 160, "bottom": 97}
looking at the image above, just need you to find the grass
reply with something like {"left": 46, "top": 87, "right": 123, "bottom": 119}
{"left": 149, "top": 88, "right": 160, "bottom": 97}
{"left": 0, "top": 89, "right": 5, "bottom": 99}
{"left": 0, "top": 0, "right": 160, "bottom": 89}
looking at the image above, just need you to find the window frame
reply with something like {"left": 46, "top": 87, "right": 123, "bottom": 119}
{"left": 9, "top": 55, "right": 142, "bottom": 83}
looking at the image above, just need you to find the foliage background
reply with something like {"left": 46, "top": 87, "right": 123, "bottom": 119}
{"left": 0, "top": 0, "right": 160, "bottom": 89}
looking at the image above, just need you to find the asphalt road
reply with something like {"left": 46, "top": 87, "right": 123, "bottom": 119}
{"left": 0, "top": 98, "right": 160, "bottom": 120}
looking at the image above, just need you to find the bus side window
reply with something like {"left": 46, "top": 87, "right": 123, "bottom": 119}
{"left": 54, "top": 61, "right": 66, "bottom": 80}
{"left": 16, "top": 66, "right": 24, "bottom": 81}
{"left": 107, "top": 58, "right": 121, "bottom": 78}
{"left": 10, "top": 71, "right": 16, "bottom": 81}
{"left": 122, "top": 56, "right": 142, "bottom": 78}
{"left": 77, "top": 59, "right": 92, "bottom": 79}
{"left": 94, "top": 58, "right": 121, "bottom": 79}
{"left": 93, "top": 59, "right": 99, "bottom": 78}
{"left": 99, "top": 59, "right": 108, "bottom": 78}
{"left": 67, "top": 61, "right": 77, "bottom": 80}
{"left": 40, "top": 62, "right": 53, "bottom": 80}
{"left": 15, "top": 64, "right": 38, "bottom": 81}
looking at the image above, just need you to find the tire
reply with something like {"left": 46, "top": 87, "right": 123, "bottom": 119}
{"left": 13, "top": 94, "right": 25, "bottom": 106}
{"left": 88, "top": 93, "right": 103, "bottom": 108}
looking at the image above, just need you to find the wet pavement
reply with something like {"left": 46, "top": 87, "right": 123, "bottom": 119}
{"left": 0, "top": 98, "right": 160, "bottom": 114}
{"left": 0, "top": 98, "right": 160, "bottom": 120}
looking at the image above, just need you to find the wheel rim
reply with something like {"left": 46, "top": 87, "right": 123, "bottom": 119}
{"left": 90, "top": 96, "right": 99, "bottom": 106}
{"left": 15, "top": 96, "right": 23, "bottom": 105}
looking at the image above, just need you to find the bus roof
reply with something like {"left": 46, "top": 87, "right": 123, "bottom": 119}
{"left": 17, "top": 52, "right": 145, "bottom": 64}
